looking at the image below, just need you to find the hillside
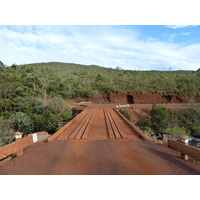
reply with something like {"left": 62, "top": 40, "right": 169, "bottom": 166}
{"left": 1, "top": 61, "right": 200, "bottom": 146}
{"left": 1, "top": 62, "right": 200, "bottom": 101}
{"left": 21, "top": 62, "right": 200, "bottom": 98}
{"left": 25, "top": 62, "right": 108, "bottom": 79}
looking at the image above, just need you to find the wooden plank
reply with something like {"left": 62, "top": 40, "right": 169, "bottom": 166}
{"left": 104, "top": 109, "right": 115, "bottom": 139}
{"left": 13, "top": 149, "right": 24, "bottom": 157}
{"left": 81, "top": 109, "right": 97, "bottom": 140}
{"left": 47, "top": 108, "right": 89, "bottom": 142}
{"left": 0, "top": 135, "right": 33, "bottom": 160}
{"left": 107, "top": 109, "right": 127, "bottom": 139}
{"left": 168, "top": 139, "right": 200, "bottom": 161}
{"left": 75, "top": 109, "right": 96, "bottom": 139}
{"left": 57, "top": 109, "right": 91, "bottom": 140}
{"left": 34, "top": 131, "right": 48, "bottom": 136}
{"left": 106, "top": 109, "right": 121, "bottom": 139}
{"left": 114, "top": 109, "right": 147, "bottom": 141}
{"left": 68, "top": 109, "right": 93, "bottom": 139}
{"left": 0, "top": 156, "right": 12, "bottom": 166}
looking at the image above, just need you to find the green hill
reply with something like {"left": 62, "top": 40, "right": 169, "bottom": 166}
{"left": 0, "top": 61, "right": 199, "bottom": 100}
{"left": 22, "top": 62, "right": 200, "bottom": 97}
{"left": 1, "top": 61, "right": 200, "bottom": 140}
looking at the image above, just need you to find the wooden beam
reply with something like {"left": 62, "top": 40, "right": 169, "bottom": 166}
{"left": 0, "top": 135, "right": 33, "bottom": 160}
{"left": 107, "top": 109, "right": 127, "bottom": 139}
{"left": 81, "top": 109, "right": 96, "bottom": 140}
{"left": 106, "top": 109, "right": 121, "bottom": 139}
{"left": 68, "top": 109, "right": 93, "bottom": 140}
{"left": 168, "top": 139, "right": 200, "bottom": 161}
{"left": 47, "top": 108, "right": 88, "bottom": 142}
{"left": 114, "top": 109, "right": 147, "bottom": 141}
{"left": 104, "top": 109, "right": 115, "bottom": 139}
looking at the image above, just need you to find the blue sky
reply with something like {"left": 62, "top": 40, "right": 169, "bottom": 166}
{"left": 0, "top": 25, "right": 200, "bottom": 70}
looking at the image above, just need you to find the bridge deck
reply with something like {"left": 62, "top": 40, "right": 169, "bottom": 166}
{"left": 57, "top": 108, "right": 139, "bottom": 140}
{"left": 1, "top": 106, "right": 200, "bottom": 175}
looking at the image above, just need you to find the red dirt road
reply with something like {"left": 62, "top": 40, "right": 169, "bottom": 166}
{"left": 0, "top": 107, "right": 200, "bottom": 175}
{"left": 1, "top": 139, "right": 200, "bottom": 175}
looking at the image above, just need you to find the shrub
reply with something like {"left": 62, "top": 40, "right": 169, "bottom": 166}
{"left": 12, "top": 96, "right": 37, "bottom": 113}
{"left": 136, "top": 118, "right": 151, "bottom": 130}
{"left": 48, "top": 96, "right": 70, "bottom": 114}
{"left": 119, "top": 109, "right": 132, "bottom": 122}
{"left": 9, "top": 112, "right": 33, "bottom": 134}
{"left": 165, "top": 126, "right": 191, "bottom": 137}
{"left": 150, "top": 103, "right": 168, "bottom": 133}
{"left": 0, "top": 117, "right": 15, "bottom": 146}
{"left": 34, "top": 99, "right": 46, "bottom": 114}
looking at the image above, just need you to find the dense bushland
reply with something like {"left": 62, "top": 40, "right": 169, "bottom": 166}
{"left": 1, "top": 62, "right": 200, "bottom": 101}
{"left": 0, "top": 95, "right": 72, "bottom": 147}
{"left": 136, "top": 103, "right": 200, "bottom": 138}
{"left": 1, "top": 61, "right": 200, "bottom": 146}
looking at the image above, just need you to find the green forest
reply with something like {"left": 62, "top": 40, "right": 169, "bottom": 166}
{"left": 1, "top": 62, "right": 200, "bottom": 100}
{"left": 136, "top": 103, "right": 200, "bottom": 138}
{"left": 1, "top": 61, "right": 200, "bottom": 146}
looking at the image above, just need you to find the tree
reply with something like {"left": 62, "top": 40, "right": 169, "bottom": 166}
{"left": 48, "top": 96, "right": 71, "bottom": 114}
{"left": 150, "top": 103, "right": 168, "bottom": 133}
{"left": 0, "top": 61, "right": 5, "bottom": 67}
{"left": 34, "top": 98, "right": 46, "bottom": 114}
{"left": 34, "top": 68, "right": 54, "bottom": 105}
{"left": 0, "top": 99, "right": 12, "bottom": 112}
{"left": 0, "top": 117, "right": 14, "bottom": 146}
{"left": 31, "top": 96, "right": 72, "bottom": 134}
{"left": 165, "top": 126, "right": 190, "bottom": 137}
{"left": 9, "top": 112, "right": 33, "bottom": 133}
{"left": 12, "top": 96, "right": 36, "bottom": 113}
{"left": 33, "top": 109, "right": 61, "bottom": 134}
{"left": 0, "top": 82, "right": 14, "bottom": 99}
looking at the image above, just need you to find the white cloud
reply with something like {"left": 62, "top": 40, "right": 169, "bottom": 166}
{"left": 180, "top": 32, "right": 191, "bottom": 36}
{"left": 167, "top": 25, "right": 197, "bottom": 29}
{"left": 0, "top": 26, "right": 200, "bottom": 71}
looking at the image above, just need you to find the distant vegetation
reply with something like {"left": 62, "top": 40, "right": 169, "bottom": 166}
{"left": 136, "top": 103, "right": 200, "bottom": 138}
{"left": 119, "top": 109, "right": 132, "bottom": 122}
{"left": 23, "top": 62, "right": 200, "bottom": 97}
{"left": 1, "top": 62, "right": 200, "bottom": 101}
{"left": 0, "top": 61, "right": 200, "bottom": 145}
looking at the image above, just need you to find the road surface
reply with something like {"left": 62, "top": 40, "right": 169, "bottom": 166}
{"left": 0, "top": 107, "right": 200, "bottom": 175}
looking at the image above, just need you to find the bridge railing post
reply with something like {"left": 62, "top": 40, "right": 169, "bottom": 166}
{"left": 163, "top": 137, "right": 168, "bottom": 147}
{"left": 180, "top": 136, "right": 189, "bottom": 161}
{"left": 163, "top": 136, "right": 189, "bottom": 161}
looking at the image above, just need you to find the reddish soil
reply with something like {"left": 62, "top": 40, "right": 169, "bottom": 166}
{"left": 87, "top": 93, "right": 200, "bottom": 104}
{"left": 0, "top": 139, "right": 200, "bottom": 175}
{"left": 87, "top": 103, "right": 189, "bottom": 110}
{"left": 0, "top": 106, "right": 200, "bottom": 175}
